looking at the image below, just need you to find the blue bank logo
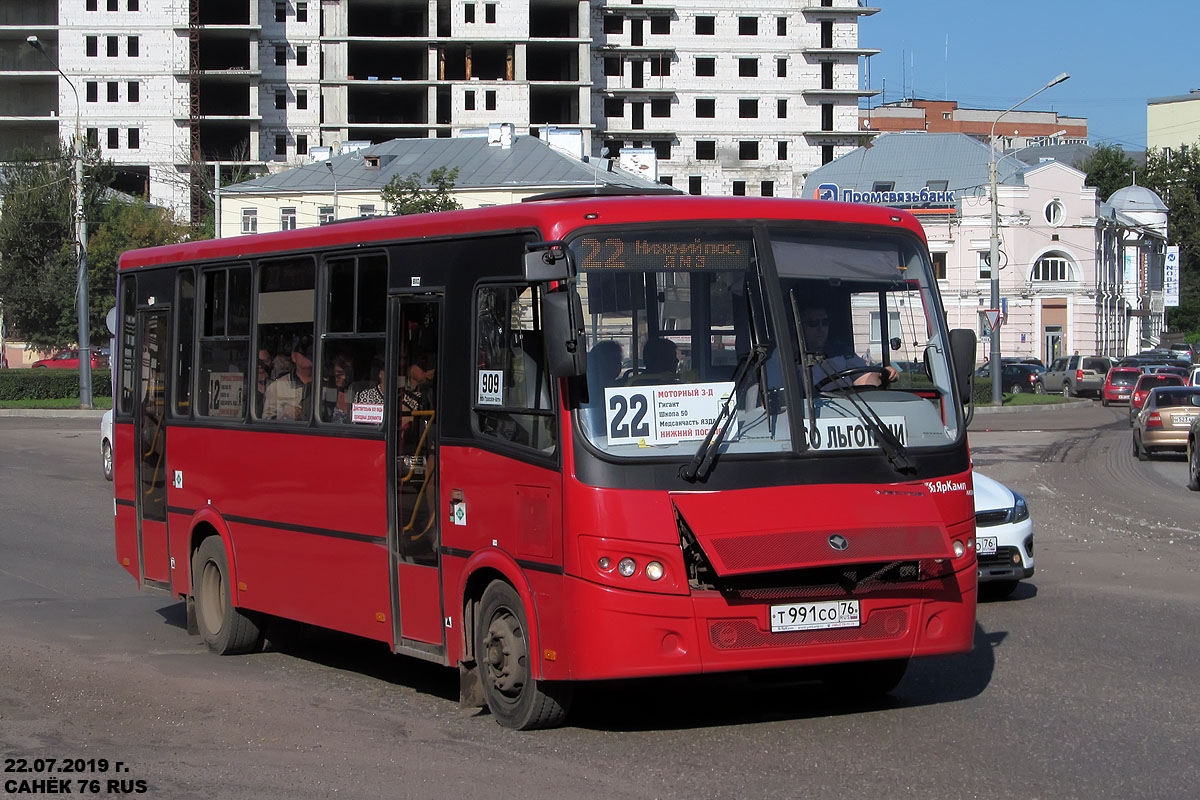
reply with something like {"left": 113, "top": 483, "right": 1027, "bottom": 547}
{"left": 816, "top": 183, "right": 840, "bottom": 201}
{"left": 814, "top": 181, "right": 955, "bottom": 207}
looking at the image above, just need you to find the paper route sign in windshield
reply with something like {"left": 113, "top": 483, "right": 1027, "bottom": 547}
{"left": 604, "top": 382, "right": 737, "bottom": 446}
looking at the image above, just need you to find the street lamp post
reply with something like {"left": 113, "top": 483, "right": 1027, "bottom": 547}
{"left": 28, "top": 35, "right": 91, "bottom": 409}
{"left": 988, "top": 72, "right": 1070, "bottom": 406}
{"left": 325, "top": 159, "right": 338, "bottom": 222}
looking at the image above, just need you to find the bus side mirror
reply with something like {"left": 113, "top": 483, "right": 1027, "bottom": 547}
{"left": 524, "top": 241, "right": 571, "bottom": 282}
{"left": 949, "top": 328, "right": 976, "bottom": 402}
{"left": 543, "top": 289, "right": 587, "bottom": 378}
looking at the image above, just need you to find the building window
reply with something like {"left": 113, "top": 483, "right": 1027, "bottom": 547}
{"left": 696, "top": 98, "right": 715, "bottom": 118}
{"left": 603, "top": 57, "right": 622, "bottom": 77}
{"left": 465, "top": 90, "right": 476, "bottom": 111}
{"left": 108, "top": 0, "right": 117, "bottom": 11}
{"left": 777, "top": 140, "right": 788, "bottom": 160}
{"left": 86, "top": 128, "right": 98, "bottom": 147}
{"left": 128, "top": 0, "right": 138, "bottom": 9}
{"left": 107, "top": 128, "right": 119, "bottom": 149}
{"left": 688, "top": 176, "right": 701, "bottom": 195}
{"left": 275, "top": 134, "right": 287, "bottom": 156}
{"left": 86, "top": 37, "right": 97, "bottom": 57}
{"left": 1032, "top": 254, "right": 1072, "bottom": 282}
{"left": 660, "top": 176, "right": 673, "bottom": 186}
{"left": 732, "top": 181, "right": 746, "bottom": 196}
{"left": 127, "top": 128, "right": 139, "bottom": 149}
{"left": 978, "top": 251, "right": 992, "bottom": 280}
{"left": 296, "top": 46, "right": 307, "bottom": 66}
{"left": 650, "top": 16, "right": 669, "bottom": 35}
{"left": 696, "top": 57, "right": 715, "bottom": 77}
{"left": 872, "top": 181, "right": 894, "bottom": 192}
{"left": 358, "top": 204, "right": 376, "bottom": 217}
{"left": 822, "top": 103, "right": 834, "bottom": 130}
{"left": 739, "top": 16, "right": 757, "bottom": 35}
{"left": 649, "top": 56, "right": 670, "bottom": 77}
{"left": 777, "top": 98, "right": 787, "bottom": 119}
{"left": 281, "top": 208, "right": 297, "bottom": 231}
{"left": 739, "top": 99, "right": 758, "bottom": 119}
{"left": 275, "top": 46, "right": 286, "bottom": 66}
{"left": 822, "top": 62, "right": 834, "bottom": 89}
{"left": 761, "top": 181, "right": 774, "bottom": 197}
{"left": 777, "top": 58, "right": 787, "bottom": 78}
{"left": 296, "top": 2, "right": 307, "bottom": 22}
{"left": 86, "top": 82, "right": 98, "bottom": 102}
{"left": 275, "top": 2, "right": 285, "bottom": 22}
{"left": 821, "top": 144, "right": 834, "bottom": 164}
{"left": 652, "top": 140, "right": 671, "bottom": 160}
{"left": 87, "top": 0, "right": 97, "bottom": 10}
{"left": 931, "top": 252, "right": 947, "bottom": 280}
{"left": 297, "top": 89, "right": 307, "bottom": 110}
{"left": 485, "top": 90, "right": 496, "bottom": 110}
{"left": 107, "top": 36, "right": 118, "bottom": 57}
{"left": 319, "top": 206, "right": 335, "bottom": 224}
{"left": 696, "top": 140, "right": 715, "bottom": 160}
{"left": 466, "top": 3, "right": 476, "bottom": 23}
{"left": 926, "top": 179, "right": 948, "bottom": 192}
{"left": 821, "top": 20, "right": 833, "bottom": 48}
{"left": 485, "top": 3, "right": 496, "bottom": 23}
{"left": 127, "top": 36, "right": 138, "bottom": 57}
{"left": 739, "top": 58, "right": 757, "bottom": 78}
{"left": 870, "top": 311, "right": 903, "bottom": 344}
{"left": 604, "top": 97, "right": 623, "bottom": 117}
{"left": 242, "top": 209, "right": 257, "bottom": 233}
{"left": 695, "top": 16, "right": 714, "bottom": 35}
{"left": 107, "top": 81, "right": 119, "bottom": 102}
{"left": 128, "top": 81, "right": 139, "bottom": 102}
{"left": 297, "top": 134, "right": 307, "bottom": 155}
{"left": 650, "top": 98, "right": 670, "bottom": 118}
{"left": 777, "top": 16, "right": 786, "bottom": 36}
{"left": 275, "top": 90, "right": 286, "bottom": 110}
{"left": 739, "top": 141, "right": 758, "bottom": 160}
{"left": 1045, "top": 199, "right": 1065, "bottom": 226}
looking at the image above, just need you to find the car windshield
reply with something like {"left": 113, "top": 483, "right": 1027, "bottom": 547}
{"left": 570, "top": 225, "right": 962, "bottom": 464}
{"left": 1110, "top": 372, "right": 1138, "bottom": 386}
{"left": 1153, "top": 390, "right": 1200, "bottom": 408}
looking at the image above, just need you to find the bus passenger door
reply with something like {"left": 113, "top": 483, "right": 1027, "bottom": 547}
{"left": 388, "top": 296, "right": 444, "bottom": 650}
{"left": 134, "top": 309, "right": 171, "bottom": 589}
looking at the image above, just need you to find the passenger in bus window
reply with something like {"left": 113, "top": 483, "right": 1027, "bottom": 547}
{"left": 586, "top": 340, "right": 623, "bottom": 433}
{"left": 629, "top": 337, "right": 681, "bottom": 385}
{"left": 354, "top": 355, "right": 386, "bottom": 406}
{"left": 255, "top": 347, "right": 272, "bottom": 418}
{"left": 798, "top": 303, "right": 897, "bottom": 388}
{"left": 321, "top": 352, "right": 354, "bottom": 422}
{"left": 262, "top": 335, "right": 314, "bottom": 420}
{"left": 401, "top": 356, "right": 435, "bottom": 447}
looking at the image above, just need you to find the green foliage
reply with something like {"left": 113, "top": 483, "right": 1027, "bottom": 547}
{"left": 381, "top": 167, "right": 463, "bottom": 216}
{"left": 0, "top": 369, "right": 112, "bottom": 401}
{"left": 1143, "top": 144, "right": 1200, "bottom": 334}
{"left": 0, "top": 143, "right": 182, "bottom": 349}
{"left": 1076, "top": 144, "right": 1136, "bottom": 203}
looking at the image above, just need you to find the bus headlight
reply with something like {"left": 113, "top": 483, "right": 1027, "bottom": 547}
{"left": 952, "top": 540, "right": 966, "bottom": 558}
{"left": 645, "top": 561, "right": 664, "bottom": 581}
{"left": 617, "top": 558, "right": 637, "bottom": 577}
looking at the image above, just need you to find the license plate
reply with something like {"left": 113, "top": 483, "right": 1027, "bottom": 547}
{"left": 770, "top": 600, "right": 860, "bottom": 632}
{"left": 977, "top": 536, "right": 998, "bottom": 556}
{"left": 1175, "top": 415, "right": 1196, "bottom": 425}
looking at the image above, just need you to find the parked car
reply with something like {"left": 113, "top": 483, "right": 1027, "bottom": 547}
{"left": 31, "top": 349, "right": 109, "bottom": 369}
{"left": 997, "top": 363, "right": 1046, "bottom": 394}
{"left": 1165, "top": 341, "right": 1195, "bottom": 363}
{"left": 1119, "top": 355, "right": 1190, "bottom": 370}
{"left": 1044, "top": 354, "right": 1113, "bottom": 397}
{"left": 1132, "top": 386, "right": 1200, "bottom": 460}
{"left": 973, "top": 472, "right": 1034, "bottom": 599}
{"left": 1102, "top": 367, "right": 1142, "bottom": 406}
{"left": 1189, "top": 366, "right": 1200, "bottom": 387}
{"left": 1128, "top": 373, "right": 1185, "bottom": 424}
{"left": 100, "top": 409, "right": 113, "bottom": 481}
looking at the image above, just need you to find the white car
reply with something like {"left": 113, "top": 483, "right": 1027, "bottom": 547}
{"left": 973, "top": 472, "right": 1034, "bottom": 599}
{"left": 101, "top": 409, "right": 113, "bottom": 481}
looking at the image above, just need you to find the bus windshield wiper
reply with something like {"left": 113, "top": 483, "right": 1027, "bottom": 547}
{"left": 827, "top": 385, "right": 915, "bottom": 474}
{"left": 788, "top": 289, "right": 820, "bottom": 445}
{"left": 679, "top": 343, "right": 767, "bottom": 483}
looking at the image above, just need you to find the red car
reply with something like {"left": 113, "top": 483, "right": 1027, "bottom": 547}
{"left": 1102, "top": 367, "right": 1142, "bottom": 406}
{"left": 1128, "top": 373, "right": 1184, "bottom": 424}
{"left": 30, "top": 349, "right": 108, "bottom": 369}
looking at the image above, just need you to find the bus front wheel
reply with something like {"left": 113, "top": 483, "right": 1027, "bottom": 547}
{"left": 475, "top": 580, "right": 572, "bottom": 730}
{"left": 191, "top": 536, "right": 262, "bottom": 655}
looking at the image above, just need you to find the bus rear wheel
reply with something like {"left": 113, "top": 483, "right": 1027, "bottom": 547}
{"left": 191, "top": 536, "right": 262, "bottom": 655}
{"left": 475, "top": 581, "right": 571, "bottom": 730}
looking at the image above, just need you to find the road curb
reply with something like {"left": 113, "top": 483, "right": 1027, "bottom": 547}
{"left": 972, "top": 397, "right": 1092, "bottom": 416}
{"left": 0, "top": 409, "right": 107, "bottom": 418}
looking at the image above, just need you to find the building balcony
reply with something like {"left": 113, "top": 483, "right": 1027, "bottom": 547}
{"left": 803, "top": 88, "right": 881, "bottom": 99}
{"left": 801, "top": 5, "right": 881, "bottom": 16}
{"left": 602, "top": 86, "right": 675, "bottom": 97}
{"left": 593, "top": 42, "right": 675, "bottom": 55}
{"left": 802, "top": 128, "right": 875, "bottom": 139}
{"left": 801, "top": 47, "right": 881, "bottom": 58}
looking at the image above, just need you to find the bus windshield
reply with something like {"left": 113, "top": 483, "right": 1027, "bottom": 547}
{"left": 571, "top": 225, "right": 961, "bottom": 464}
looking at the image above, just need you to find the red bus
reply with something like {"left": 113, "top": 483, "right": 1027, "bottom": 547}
{"left": 112, "top": 194, "right": 978, "bottom": 729}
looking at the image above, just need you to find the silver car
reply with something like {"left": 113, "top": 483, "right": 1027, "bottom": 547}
{"left": 100, "top": 409, "right": 113, "bottom": 481}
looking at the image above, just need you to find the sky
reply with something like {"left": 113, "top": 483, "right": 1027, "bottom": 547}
{"left": 858, "top": 1, "right": 1200, "bottom": 152}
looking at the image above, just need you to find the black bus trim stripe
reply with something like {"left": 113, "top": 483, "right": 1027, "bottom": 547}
{"left": 163, "top": 506, "right": 384, "bottom": 545}
{"left": 439, "top": 546, "right": 564, "bottom": 576}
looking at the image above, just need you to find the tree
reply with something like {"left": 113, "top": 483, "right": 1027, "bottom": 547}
{"left": 1143, "top": 144, "right": 1200, "bottom": 338}
{"left": 381, "top": 167, "right": 462, "bottom": 216}
{"left": 1076, "top": 144, "right": 1136, "bottom": 203}
{"left": 0, "top": 143, "right": 183, "bottom": 349}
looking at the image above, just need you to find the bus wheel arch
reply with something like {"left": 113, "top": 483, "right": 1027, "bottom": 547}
{"left": 190, "top": 532, "right": 263, "bottom": 656}
{"left": 473, "top": 578, "right": 572, "bottom": 730}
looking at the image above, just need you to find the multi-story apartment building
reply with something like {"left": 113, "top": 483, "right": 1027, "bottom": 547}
{"left": 1, "top": 0, "right": 879, "bottom": 219}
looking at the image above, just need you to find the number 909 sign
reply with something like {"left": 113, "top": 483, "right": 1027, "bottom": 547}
{"left": 604, "top": 382, "right": 736, "bottom": 445}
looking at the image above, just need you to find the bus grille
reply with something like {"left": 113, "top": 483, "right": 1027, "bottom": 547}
{"left": 707, "top": 526, "right": 946, "bottom": 572}
{"left": 708, "top": 608, "right": 909, "bottom": 650}
{"left": 716, "top": 561, "right": 933, "bottom": 601}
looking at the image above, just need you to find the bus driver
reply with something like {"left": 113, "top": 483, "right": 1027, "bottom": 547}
{"left": 798, "top": 304, "right": 898, "bottom": 388}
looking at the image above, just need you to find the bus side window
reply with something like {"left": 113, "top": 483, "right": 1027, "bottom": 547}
{"left": 474, "top": 285, "right": 556, "bottom": 453}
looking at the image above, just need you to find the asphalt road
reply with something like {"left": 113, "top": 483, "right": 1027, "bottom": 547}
{"left": 1, "top": 410, "right": 1197, "bottom": 799}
